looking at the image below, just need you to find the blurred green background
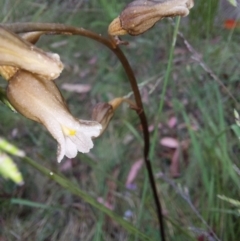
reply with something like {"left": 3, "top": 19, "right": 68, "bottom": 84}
{"left": 0, "top": 0, "right": 240, "bottom": 240}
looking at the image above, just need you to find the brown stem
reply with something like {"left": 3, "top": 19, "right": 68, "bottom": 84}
{"left": 1, "top": 22, "right": 166, "bottom": 241}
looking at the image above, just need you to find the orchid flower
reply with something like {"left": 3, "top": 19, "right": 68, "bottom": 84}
{"left": 7, "top": 70, "right": 102, "bottom": 162}
{"left": 92, "top": 97, "right": 137, "bottom": 137}
{"left": 108, "top": 0, "right": 194, "bottom": 36}
{"left": 0, "top": 27, "right": 101, "bottom": 162}
{"left": 0, "top": 26, "right": 63, "bottom": 80}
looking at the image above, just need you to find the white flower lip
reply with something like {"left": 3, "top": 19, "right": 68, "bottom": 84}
{"left": 56, "top": 120, "right": 102, "bottom": 162}
{"left": 7, "top": 70, "right": 102, "bottom": 162}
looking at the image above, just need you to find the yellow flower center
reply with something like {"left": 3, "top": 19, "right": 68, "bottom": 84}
{"left": 62, "top": 126, "right": 76, "bottom": 136}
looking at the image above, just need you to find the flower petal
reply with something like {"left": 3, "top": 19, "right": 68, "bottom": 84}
{"left": 78, "top": 120, "right": 102, "bottom": 137}
{"left": 65, "top": 137, "right": 78, "bottom": 158}
{"left": 43, "top": 118, "right": 66, "bottom": 163}
{"left": 65, "top": 137, "right": 78, "bottom": 159}
{"left": 69, "top": 120, "right": 102, "bottom": 153}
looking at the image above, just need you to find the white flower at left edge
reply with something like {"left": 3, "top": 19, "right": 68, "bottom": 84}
{"left": 7, "top": 70, "right": 102, "bottom": 162}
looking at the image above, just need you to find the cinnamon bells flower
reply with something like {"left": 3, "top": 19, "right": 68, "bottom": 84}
{"left": 6, "top": 70, "right": 102, "bottom": 162}
{"left": 0, "top": 26, "right": 63, "bottom": 80}
{"left": 0, "top": 27, "right": 101, "bottom": 162}
{"left": 108, "top": 0, "right": 194, "bottom": 36}
{"left": 92, "top": 97, "right": 136, "bottom": 136}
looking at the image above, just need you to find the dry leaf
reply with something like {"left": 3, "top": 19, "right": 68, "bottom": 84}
{"left": 170, "top": 148, "right": 181, "bottom": 178}
{"left": 168, "top": 116, "right": 178, "bottom": 129}
{"left": 126, "top": 159, "right": 143, "bottom": 187}
{"left": 160, "top": 137, "right": 179, "bottom": 148}
{"left": 61, "top": 83, "right": 91, "bottom": 93}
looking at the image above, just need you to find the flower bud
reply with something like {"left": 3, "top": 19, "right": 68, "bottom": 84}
{"left": 0, "top": 31, "right": 45, "bottom": 80}
{"left": 0, "top": 26, "right": 63, "bottom": 80}
{"left": 108, "top": 0, "right": 194, "bottom": 36}
{"left": 7, "top": 70, "right": 101, "bottom": 162}
{"left": 92, "top": 103, "right": 114, "bottom": 136}
{"left": 92, "top": 97, "right": 134, "bottom": 136}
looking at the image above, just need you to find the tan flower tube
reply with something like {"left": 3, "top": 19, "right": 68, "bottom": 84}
{"left": 0, "top": 26, "right": 63, "bottom": 80}
{"left": 7, "top": 70, "right": 102, "bottom": 162}
{"left": 108, "top": 0, "right": 194, "bottom": 36}
{"left": 92, "top": 97, "right": 137, "bottom": 137}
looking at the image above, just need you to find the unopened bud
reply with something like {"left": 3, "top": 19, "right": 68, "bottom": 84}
{"left": 92, "top": 97, "right": 136, "bottom": 137}
{"left": 108, "top": 0, "right": 194, "bottom": 36}
{"left": 92, "top": 103, "right": 114, "bottom": 136}
{"left": 0, "top": 31, "right": 45, "bottom": 80}
{"left": 0, "top": 26, "right": 63, "bottom": 80}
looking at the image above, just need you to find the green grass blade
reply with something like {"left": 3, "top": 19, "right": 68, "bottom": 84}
{"left": 10, "top": 198, "right": 62, "bottom": 210}
{"left": 21, "top": 156, "right": 154, "bottom": 241}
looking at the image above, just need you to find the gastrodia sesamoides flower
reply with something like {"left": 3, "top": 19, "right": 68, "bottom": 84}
{"left": 0, "top": 26, "right": 63, "bottom": 80}
{"left": 92, "top": 97, "right": 135, "bottom": 136}
{"left": 7, "top": 70, "right": 102, "bottom": 162}
{"left": 108, "top": 0, "right": 194, "bottom": 36}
